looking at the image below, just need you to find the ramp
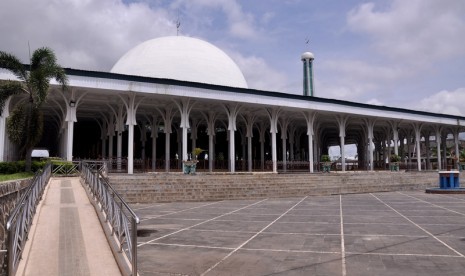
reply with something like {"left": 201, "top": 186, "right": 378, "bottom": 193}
{"left": 16, "top": 177, "right": 121, "bottom": 276}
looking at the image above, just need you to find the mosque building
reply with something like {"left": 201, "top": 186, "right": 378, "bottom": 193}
{"left": 0, "top": 36, "right": 464, "bottom": 174}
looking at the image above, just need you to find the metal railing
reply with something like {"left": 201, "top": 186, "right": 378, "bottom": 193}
{"left": 80, "top": 162, "right": 139, "bottom": 276}
{"left": 52, "top": 161, "right": 81, "bottom": 176}
{"left": 6, "top": 163, "right": 51, "bottom": 276}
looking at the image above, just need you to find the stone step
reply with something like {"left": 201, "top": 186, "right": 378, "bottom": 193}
{"left": 107, "top": 171, "right": 450, "bottom": 203}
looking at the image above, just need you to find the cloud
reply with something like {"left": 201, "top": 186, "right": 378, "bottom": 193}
{"left": 316, "top": 59, "right": 405, "bottom": 101}
{"left": 0, "top": 0, "right": 175, "bottom": 70}
{"left": 366, "top": 98, "right": 384, "bottom": 106}
{"left": 347, "top": 0, "right": 465, "bottom": 65}
{"left": 172, "top": 0, "right": 258, "bottom": 39}
{"left": 416, "top": 87, "right": 465, "bottom": 116}
{"left": 226, "top": 51, "right": 289, "bottom": 92}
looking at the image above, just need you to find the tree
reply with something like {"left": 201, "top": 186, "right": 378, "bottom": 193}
{"left": 0, "top": 47, "right": 68, "bottom": 172}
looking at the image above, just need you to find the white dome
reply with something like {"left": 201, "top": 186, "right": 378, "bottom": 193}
{"left": 111, "top": 36, "right": 248, "bottom": 88}
{"left": 301, "top": 51, "right": 314, "bottom": 60}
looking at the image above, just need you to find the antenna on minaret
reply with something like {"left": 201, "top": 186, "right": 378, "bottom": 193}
{"left": 176, "top": 12, "right": 181, "bottom": 36}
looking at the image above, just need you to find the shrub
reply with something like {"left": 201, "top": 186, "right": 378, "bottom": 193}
{"left": 0, "top": 160, "right": 47, "bottom": 174}
{"left": 321, "top": 155, "right": 331, "bottom": 162}
{"left": 390, "top": 154, "right": 401, "bottom": 162}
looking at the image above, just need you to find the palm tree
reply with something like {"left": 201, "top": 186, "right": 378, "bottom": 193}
{"left": 0, "top": 47, "right": 68, "bottom": 171}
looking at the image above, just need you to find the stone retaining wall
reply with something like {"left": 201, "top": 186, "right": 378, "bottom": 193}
{"left": 109, "top": 171, "right": 450, "bottom": 203}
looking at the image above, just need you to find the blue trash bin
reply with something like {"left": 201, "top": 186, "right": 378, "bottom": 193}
{"left": 438, "top": 171, "right": 460, "bottom": 189}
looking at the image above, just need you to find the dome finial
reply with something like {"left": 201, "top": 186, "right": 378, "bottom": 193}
{"left": 176, "top": 12, "right": 181, "bottom": 36}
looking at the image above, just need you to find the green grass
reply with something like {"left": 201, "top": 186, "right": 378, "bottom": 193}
{"left": 0, "top": 172, "right": 34, "bottom": 182}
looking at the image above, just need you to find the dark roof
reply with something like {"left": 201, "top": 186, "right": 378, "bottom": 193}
{"left": 63, "top": 67, "right": 465, "bottom": 121}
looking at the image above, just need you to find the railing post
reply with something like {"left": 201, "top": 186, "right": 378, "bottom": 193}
{"left": 7, "top": 225, "right": 14, "bottom": 276}
{"left": 131, "top": 217, "right": 138, "bottom": 276}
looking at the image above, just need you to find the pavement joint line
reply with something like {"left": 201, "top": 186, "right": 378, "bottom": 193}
{"left": 398, "top": 192, "right": 465, "bottom": 216}
{"left": 138, "top": 198, "right": 269, "bottom": 248}
{"left": 139, "top": 201, "right": 224, "bottom": 222}
{"left": 166, "top": 228, "right": 432, "bottom": 238}
{"left": 146, "top": 242, "right": 235, "bottom": 251}
{"left": 139, "top": 242, "right": 461, "bottom": 258}
{"left": 371, "top": 193, "right": 465, "bottom": 258}
{"left": 200, "top": 196, "right": 308, "bottom": 276}
{"left": 344, "top": 251, "right": 462, "bottom": 258}
{"left": 339, "top": 195, "right": 347, "bottom": 276}
{"left": 132, "top": 203, "right": 167, "bottom": 210}
{"left": 145, "top": 241, "right": 340, "bottom": 255}
{"left": 148, "top": 217, "right": 206, "bottom": 221}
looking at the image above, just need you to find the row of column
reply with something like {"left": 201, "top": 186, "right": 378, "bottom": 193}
{"left": 2, "top": 94, "right": 461, "bottom": 175}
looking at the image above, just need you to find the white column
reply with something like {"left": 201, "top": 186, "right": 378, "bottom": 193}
{"left": 336, "top": 116, "right": 349, "bottom": 172}
{"left": 413, "top": 124, "right": 422, "bottom": 171}
{"left": 454, "top": 129, "right": 460, "bottom": 168}
{"left": 65, "top": 103, "right": 77, "bottom": 161}
{"left": 436, "top": 128, "right": 442, "bottom": 170}
{"left": 224, "top": 104, "right": 241, "bottom": 173}
{"left": 365, "top": 119, "right": 375, "bottom": 171}
{"left": 267, "top": 108, "right": 280, "bottom": 173}
{"left": 128, "top": 124, "right": 134, "bottom": 174}
{"left": 0, "top": 97, "right": 11, "bottom": 162}
{"left": 304, "top": 112, "right": 316, "bottom": 173}
{"left": 229, "top": 128, "right": 235, "bottom": 172}
{"left": 304, "top": 111, "right": 316, "bottom": 173}
{"left": 174, "top": 99, "right": 194, "bottom": 172}
{"left": 271, "top": 131, "right": 277, "bottom": 173}
{"left": 165, "top": 132, "right": 171, "bottom": 172}
{"left": 204, "top": 112, "right": 217, "bottom": 172}
{"left": 393, "top": 129, "right": 399, "bottom": 155}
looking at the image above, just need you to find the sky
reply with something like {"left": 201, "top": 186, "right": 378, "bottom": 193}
{"left": 1, "top": 0, "right": 465, "bottom": 116}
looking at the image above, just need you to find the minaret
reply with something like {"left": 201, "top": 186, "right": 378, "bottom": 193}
{"left": 301, "top": 52, "right": 315, "bottom": 96}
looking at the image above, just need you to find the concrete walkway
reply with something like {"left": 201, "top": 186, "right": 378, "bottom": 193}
{"left": 17, "top": 177, "right": 121, "bottom": 276}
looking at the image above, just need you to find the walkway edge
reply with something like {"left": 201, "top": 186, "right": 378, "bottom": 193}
{"left": 15, "top": 180, "right": 51, "bottom": 276}
{"left": 79, "top": 178, "right": 135, "bottom": 276}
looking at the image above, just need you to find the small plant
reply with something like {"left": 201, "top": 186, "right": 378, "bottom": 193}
{"left": 321, "top": 155, "right": 331, "bottom": 162}
{"left": 192, "top": 148, "right": 203, "bottom": 160}
{"left": 390, "top": 154, "right": 401, "bottom": 162}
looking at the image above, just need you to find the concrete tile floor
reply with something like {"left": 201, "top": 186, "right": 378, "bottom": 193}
{"left": 133, "top": 191, "right": 465, "bottom": 276}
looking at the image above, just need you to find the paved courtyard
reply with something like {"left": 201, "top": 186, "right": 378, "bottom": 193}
{"left": 132, "top": 192, "right": 465, "bottom": 276}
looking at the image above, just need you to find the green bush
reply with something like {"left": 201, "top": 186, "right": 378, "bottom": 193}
{"left": 0, "top": 160, "right": 48, "bottom": 174}
{"left": 321, "top": 155, "right": 331, "bottom": 162}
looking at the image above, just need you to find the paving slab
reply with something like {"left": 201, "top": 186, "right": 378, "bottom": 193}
{"left": 134, "top": 191, "right": 465, "bottom": 276}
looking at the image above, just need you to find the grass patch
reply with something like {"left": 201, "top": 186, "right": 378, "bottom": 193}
{"left": 0, "top": 172, "right": 34, "bottom": 182}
